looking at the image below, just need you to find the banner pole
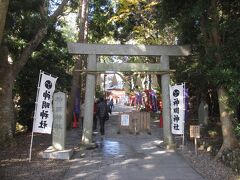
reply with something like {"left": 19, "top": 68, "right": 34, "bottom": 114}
{"left": 195, "top": 138, "right": 198, "bottom": 155}
{"left": 29, "top": 70, "right": 42, "bottom": 162}
{"left": 182, "top": 82, "right": 185, "bottom": 149}
{"left": 182, "top": 122, "right": 185, "bottom": 149}
{"left": 29, "top": 131, "right": 34, "bottom": 162}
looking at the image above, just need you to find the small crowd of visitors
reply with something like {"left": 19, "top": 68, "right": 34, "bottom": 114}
{"left": 78, "top": 97, "right": 114, "bottom": 136}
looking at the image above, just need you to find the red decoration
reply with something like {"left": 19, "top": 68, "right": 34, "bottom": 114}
{"left": 73, "top": 113, "right": 78, "bottom": 128}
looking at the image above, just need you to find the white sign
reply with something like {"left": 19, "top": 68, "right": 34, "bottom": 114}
{"left": 190, "top": 125, "right": 200, "bottom": 138}
{"left": 33, "top": 72, "right": 58, "bottom": 134}
{"left": 170, "top": 84, "right": 185, "bottom": 135}
{"left": 121, "top": 114, "right": 129, "bottom": 126}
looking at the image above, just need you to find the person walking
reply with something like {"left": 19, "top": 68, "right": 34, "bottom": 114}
{"left": 108, "top": 98, "right": 114, "bottom": 114}
{"left": 92, "top": 99, "right": 98, "bottom": 132}
{"left": 96, "top": 97, "right": 109, "bottom": 135}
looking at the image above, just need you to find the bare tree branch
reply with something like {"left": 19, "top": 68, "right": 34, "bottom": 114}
{"left": 49, "top": 0, "right": 69, "bottom": 22}
{"left": 39, "top": 1, "right": 47, "bottom": 18}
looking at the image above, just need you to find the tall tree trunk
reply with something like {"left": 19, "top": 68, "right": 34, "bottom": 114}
{"left": 0, "top": 27, "right": 48, "bottom": 145}
{"left": 215, "top": 87, "right": 239, "bottom": 159}
{"left": 0, "top": 0, "right": 9, "bottom": 45}
{"left": 67, "top": 58, "right": 82, "bottom": 128}
{"left": 200, "top": 0, "right": 240, "bottom": 158}
{"left": 0, "top": 0, "right": 69, "bottom": 145}
{"left": 0, "top": 0, "right": 11, "bottom": 144}
{"left": 67, "top": 0, "right": 88, "bottom": 127}
{"left": 210, "top": 0, "right": 239, "bottom": 157}
{"left": 0, "top": 46, "right": 15, "bottom": 145}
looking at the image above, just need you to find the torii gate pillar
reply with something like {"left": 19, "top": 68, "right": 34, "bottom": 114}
{"left": 160, "top": 55, "right": 173, "bottom": 147}
{"left": 81, "top": 54, "right": 97, "bottom": 144}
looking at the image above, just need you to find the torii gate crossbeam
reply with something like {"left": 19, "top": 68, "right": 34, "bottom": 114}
{"left": 67, "top": 43, "right": 191, "bottom": 148}
{"left": 68, "top": 43, "right": 190, "bottom": 56}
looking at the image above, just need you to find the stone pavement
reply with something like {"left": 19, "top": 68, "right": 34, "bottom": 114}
{"left": 63, "top": 104, "right": 205, "bottom": 180}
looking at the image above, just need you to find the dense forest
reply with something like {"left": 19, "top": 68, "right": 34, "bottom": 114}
{"left": 0, "top": 0, "right": 240, "bottom": 160}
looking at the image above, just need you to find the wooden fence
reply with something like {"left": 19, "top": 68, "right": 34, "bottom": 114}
{"left": 117, "top": 111, "right": 151, "bottom": 135}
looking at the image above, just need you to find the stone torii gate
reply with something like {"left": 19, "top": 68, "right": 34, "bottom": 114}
{"left": 67, "top": 43, "right": 190, "bottom": 147}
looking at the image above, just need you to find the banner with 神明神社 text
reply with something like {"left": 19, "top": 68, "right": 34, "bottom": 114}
{"left": 170, "top": 83, "right": 185, "bottom": 135}
{"left": 33, "top": 71, "right": 58, "bottom": 134}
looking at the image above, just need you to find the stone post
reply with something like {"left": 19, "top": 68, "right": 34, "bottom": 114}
{"left": 52, "top": 92, "right": 66, "bottom": 150}
{"left": 42, "top": 92, "right": 73, "bottom": 160}
{"left": 82, "top": 54, "right": 97, "bottom": 144}
{"left": 198, "top": 100, "right": 209, "bottom": 126}
{"left": 160, "top": 55, "right": 174, "bottom": 147}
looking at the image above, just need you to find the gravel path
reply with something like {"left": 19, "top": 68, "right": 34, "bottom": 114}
{"left": 177, "top": 142, "right": 239, "bottom": 180}
{"left": 0, "top": 114, "right": 239, "bottom": 179}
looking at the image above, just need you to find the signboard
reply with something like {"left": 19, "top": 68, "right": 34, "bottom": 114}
{"left": 33, "top": 71, "right": 58, "bottom": 134}
{"left": 170, "top": 84, "right": 185, "bottom": 135}
{"left": 121, "top": 114, "right": 129, "bottom": 126}
{"left": 190, "top": 125, "right": 200, "bottom": 138}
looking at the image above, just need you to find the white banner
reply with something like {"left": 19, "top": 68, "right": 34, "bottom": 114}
{"left": 170, "top": 84, "right": 185, "bottom": 135}
{"left": 33, "top": 72, "right": 58, "bottom": 134}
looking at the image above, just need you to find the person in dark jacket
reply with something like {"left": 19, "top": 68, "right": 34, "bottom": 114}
{"left": 92, "top": 99, "right": 98, "bottom": 131}
{"left": 108, "top": 98, "right": 114, "bottom": 114}
{"left": 96, "top": 97, "right": 109, "bottom": 135}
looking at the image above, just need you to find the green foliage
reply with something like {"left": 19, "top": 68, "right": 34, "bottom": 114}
{"left": 235, "top": 123, "right": 240, "bottom": 138}
{"left": 14, "top": 27, "right": 73, "bottom": 130}
{"left": 158, "top": 0, "right": 240, "bottom": 113}
{"left": 5, "top": 0, "right": 46, "bottom": 63}
{"left": 88, "top": 0, "right": 115, "bottom": 43}
{"left": 3, "top": 0, "right": 74, "bottom": 130}
{"left": 109, "top": 0, "right": 161, "bottom": 44}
